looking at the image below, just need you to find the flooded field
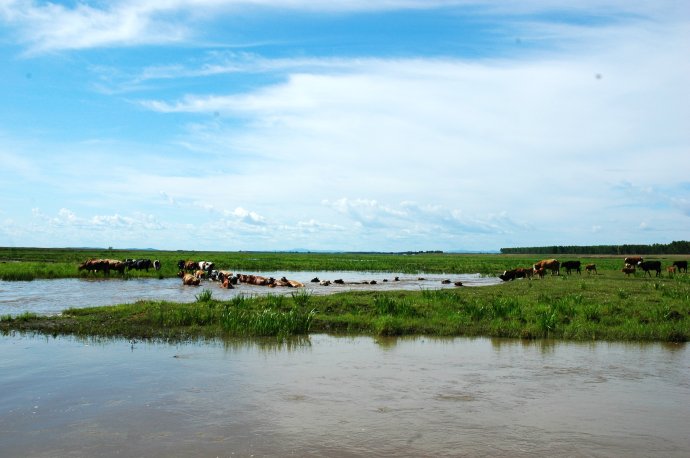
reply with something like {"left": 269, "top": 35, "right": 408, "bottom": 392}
{"left": 0, "top": 271, "right": 500, "bottom": 316}
{"left": 0, "top": 333, "right": 688, "bottom": 457}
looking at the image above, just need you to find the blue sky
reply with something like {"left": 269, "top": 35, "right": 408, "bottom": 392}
{"left": 1, "top": 1, "right": 688, "bottom": 251}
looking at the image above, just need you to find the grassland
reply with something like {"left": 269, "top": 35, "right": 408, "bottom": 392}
{"left": 0, "top": 246, "right": 663, "bottom": 279}
{"left": 1, "top": 248, "right": 689, "bottom": 342}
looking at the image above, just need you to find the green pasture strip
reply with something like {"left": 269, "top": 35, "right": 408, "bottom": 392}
{"left": 3, "top": 274, "right": 688, "bottom": 342}
{"left": 2, "top": 247, "right": 686, "bottom": 281}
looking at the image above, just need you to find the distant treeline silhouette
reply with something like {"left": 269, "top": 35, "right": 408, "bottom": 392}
{"left": 501, "top": 241, "right": 690, "bottom": 255}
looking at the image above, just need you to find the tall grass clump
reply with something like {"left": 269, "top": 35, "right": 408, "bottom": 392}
{"left": 264, "top": 293, "right": 287, "bottom": 309}
{"left": 220, "top": 308, "right": 315, "bottom": 337}
{"left": 195, "top": 289, "right": 213, "bottom": 303}
{"left": 373, "top": 295, "right": 416, "bottom": 317}
{"left": 291, "top": 289, "right": 312, "bottom": 308}
{"left": 1, "top": 271, "right": 36, "bottom": 281}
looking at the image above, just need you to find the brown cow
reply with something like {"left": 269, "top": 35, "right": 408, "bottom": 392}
{"left": 672, "top": 260, "right": 688, "bottom": 273}
{"left": 667, "top": 266, "right": 677, "bottom": 277}
{"left": 624, "top": 256, "right": 643, "bottom": 266}
{"left": 533, "top": 259, "right": 560, "bottom": 276}
{"left": 241, "top": 274, "right": 271, "bottom": 286}
{"left": 78, "top": 258, "right": 125, "bottom": 275}
{"left": 622, "top": 264, "right": 636, "bottom": 276}
{"left": 585, "top": 264, "right": 597, "bottom": 275}
{"left": 181, "top": 273, "right": 200, "bottom": 286}
{"left": 177, "top": 260, "right": 198, "bottom": 271}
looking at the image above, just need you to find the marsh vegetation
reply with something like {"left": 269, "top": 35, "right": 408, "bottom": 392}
{"left": 1, "top": 248, "right": 688, "bottom": 342}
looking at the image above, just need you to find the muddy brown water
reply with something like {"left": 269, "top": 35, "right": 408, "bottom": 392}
{"left": 0, "top": 271, "right": 500, "bottom": 317}
{"left": 0, "top": 334, "right": 688, "bottom": 457}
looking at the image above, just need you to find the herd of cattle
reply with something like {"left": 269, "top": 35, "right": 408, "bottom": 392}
{"left": 77, "top": 258, "right": 307, "bottom": 289}
{"left": 78, "top": 256, "right": 688, "bottom": 287}
{"left": 78, "top": 258, "right": 161, "bottom": 275}
{"left": 499, "top": 257, "right": 688, "bottom": 281}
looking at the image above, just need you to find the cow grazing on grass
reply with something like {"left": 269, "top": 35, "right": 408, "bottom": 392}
{"left": 624, "top": 256, "right": 643, "bottom": 266}
{"left": 672, "top": 260, "right": 688, "bottom": 273}
{"left": 585, "top": 264, "right": 597, "bottom": 275}
{"left": 667, "top": 266, "right": 677, "bottom": 277}
{"left": 533, "top": 259, "right": 560, "bottom": 276}
{"left": 534, "top": 267, "right": 546, "bottom": 279}
{"left": 622, "top": 264, "right": 636, "bottom": 276}
{"left": 78, "top": 259, "right": 125, "bottom": 276}
{"left": 638, "top": 260, "right": 662, "bottom": 277}
{"left": 125, "top": 259, "right": 153, "bottom": 271}
{"left": 561, "top": 260, "right": 581, "bottom": 275}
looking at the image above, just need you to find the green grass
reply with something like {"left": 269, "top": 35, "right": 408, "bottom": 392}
{"left": 3, "top": 272, "right": 688, "bottom": 342}
{"left": 3, "top": 247, "right": 665, "bottom": 280}
{"left": 1, "top": 249, "right": 689, "bottom": 342}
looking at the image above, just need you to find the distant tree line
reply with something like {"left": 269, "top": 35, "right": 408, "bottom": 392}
{"left": 501, "top": 241, "right": 690, "bottom": 255}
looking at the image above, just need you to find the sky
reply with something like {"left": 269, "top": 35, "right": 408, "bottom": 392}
{"left": 0, "top": 1, "right": 688, "bottom": 252}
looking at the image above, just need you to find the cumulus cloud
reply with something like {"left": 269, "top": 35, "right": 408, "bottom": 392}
{"left": 31, "top": 208, "right": 164, "bottom": 230}
{"left": 223, "top": 207, "right": 266, "bottom": 225}
{"left": 1, "top": 1, "right": 687, "bottom": 250}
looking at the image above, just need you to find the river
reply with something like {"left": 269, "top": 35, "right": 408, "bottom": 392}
{"left": 1, "top": 333, "right": 688, "bottom": 457}
{"left": 0, "top": 271, "right": 500, "bottom": 317}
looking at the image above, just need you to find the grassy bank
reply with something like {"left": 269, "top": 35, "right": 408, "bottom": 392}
{"left": 1, "top": 247, "right": 686, "bottom": 280}
{"left": 3, "top": 273, "right": 689, "bottom": 342}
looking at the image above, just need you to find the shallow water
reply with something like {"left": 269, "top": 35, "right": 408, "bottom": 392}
{"left": 0, "top": 334, "right": 688, "bottom": 457}
{"left": 0, "top": 271, "right": 500, "bottom": 316}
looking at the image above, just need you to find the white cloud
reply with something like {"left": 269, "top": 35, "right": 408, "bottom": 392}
{"left": 1, "top": 1, "right": 688, "bottom": 250}
{"left": 2, "top": 1, "right": 686, "bottom": 54}
{"left": 223, "top": 207, "right": 266, "bottom": 225}
{"left": 31, "top": 208, "right": 164, "bottom": 231}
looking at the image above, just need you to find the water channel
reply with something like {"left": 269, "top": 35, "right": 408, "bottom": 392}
{"left": 1, "top": 333, "right": 688, "bottom": 457}
{"left": 2, "top": 274, "right": 688, "bottom": 456}
{"left": 0, "top": 271, "right": 501, "bottom": 317}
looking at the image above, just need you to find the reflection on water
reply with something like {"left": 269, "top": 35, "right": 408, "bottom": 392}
{"left": 0, "top": 271, "right": 501, "bottom": 317}
{"left": 0, "top": 333, "right": 688, "bottom": 457}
